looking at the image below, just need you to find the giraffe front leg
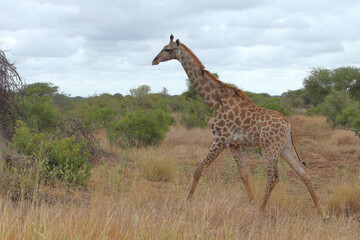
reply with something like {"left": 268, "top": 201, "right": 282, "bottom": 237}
{"left": 230, "top": 145, "right": 253, "bottom": 202}
{"left": 187, "top": 140, "right": 224, "bottom": 201}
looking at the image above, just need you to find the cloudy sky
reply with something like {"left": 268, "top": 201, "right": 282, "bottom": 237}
{"left": 1, "top": 0, "right": 360, "bottom": 97}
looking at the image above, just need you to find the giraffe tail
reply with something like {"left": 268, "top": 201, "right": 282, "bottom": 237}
{"left": 290, "top": 129, "right": 307, "bottom": 168}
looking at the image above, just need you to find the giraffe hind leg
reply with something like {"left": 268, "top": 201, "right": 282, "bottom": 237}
{"left": 260, "top": 153, "right": 279, "bottom": 212}
{"left": 280, "top": 137, "right": 329, "bottom": 221}
{"left": 230, "top": 145, "right": 253, "bottom": 202}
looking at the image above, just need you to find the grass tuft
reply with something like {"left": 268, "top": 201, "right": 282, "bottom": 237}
{"left": 138, "top": 149, "right": 176, "bottom": 182}
{"left": 326, "top": 181, "right": 360, "bottom": 217}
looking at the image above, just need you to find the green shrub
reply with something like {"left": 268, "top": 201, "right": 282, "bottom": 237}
{"left": 319, "top": 91, "right": 357, "bottom": 125}
{"left": 70, "top": 102, "right": 117, "bottom": 130}
{"left": 179, "top": 98, "right": 213, "bottom": 129}
{"left": 246, "top": 92, "right": 290, "bottom": 116}
{"left": 7, "top": 121, "right": 91, "bottom": 187}
{"left": 335, "top": 107, "right": 360, "bottom": 137}
{"left": 25, "top": 98, "right": 62, "bottom": 132}
{"left": 106, "top": 109, "right": 173, "bottom": 147}
{"left": 263, "top": 102, "right": 290, "bottom": 116}
{"left": 306, "top": 105, "right": 324, "bottom": 116}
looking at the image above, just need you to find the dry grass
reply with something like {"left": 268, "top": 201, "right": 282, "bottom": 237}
{"left": 137, "top": 148, "right": 176, "bottom": 182}
{"left": 1, "top": 118, "right": 360, "bottom": 239}
{"left": 326, "top": 181, "right": 360, "bottom": 217}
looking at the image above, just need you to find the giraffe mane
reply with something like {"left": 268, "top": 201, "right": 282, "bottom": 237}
{"left": 180, "top": 43, "right": 205, "bottom": 68}
{"left": 203, "top": 70, "right": 253, "bottom": 103}
{"left": 181, "top": 43, "right": 252, "bottom": 104}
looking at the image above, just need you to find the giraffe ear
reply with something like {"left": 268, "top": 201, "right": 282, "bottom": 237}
{"left": 170, "top": 34, "right": 174, "bottom": 42}
{"left": 176, "top": 39, "right": 180, "bottom": 46}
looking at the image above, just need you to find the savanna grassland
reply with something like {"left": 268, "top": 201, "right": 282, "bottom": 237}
{"left": 0, "top": 115, "right": 359, "bottom": 240}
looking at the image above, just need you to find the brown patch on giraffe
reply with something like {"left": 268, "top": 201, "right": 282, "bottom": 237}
{"left": 228, "top": 111, "right": 234, "bottom": 121}
{"left": 228, "top": 98, "right": 235, "bottom": 106}
{"left": 218, "top": 120, "right": 226, "bottom": 127}
{"left": 235, "top": 118, "right": 242, "bottom": 126}
{"left": 244, "top": 118, "right": 251, "bottom": 125}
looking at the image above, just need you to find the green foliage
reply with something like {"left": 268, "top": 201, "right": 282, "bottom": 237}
{"left": 24, "top": 97, "right": 62, "bottom": 132}
{"left": 281, "top": 89, "right": 306, "bottom": 109}
{"left": 169, "top": 95, "right": 188, "bottom": 112}
{"left": 8, "top": 121, "right": 92, "bottom": 187}
{"left": 303, "top": 67, "right": 332, "bottom": 106}
{"left": 246, "top": 92, "right": 290, "bottom": 116}
{"left": 318, "top": 91, "right": 357, "bottom": 125}
{"left": 70, "top": 93, "right": 119, "bottom": 130}
{"left": 71, "top": 102, "right": 117, "bottom": 130}
{"left": 144, "top": 93, "right": 170, "bottom": 111}
{"left": 303, "top": 67, "right": 360, "bottom": 106}
{"left": 335, "top": 106, "right": 360, "bottom": 137}
{"left": 180, "top": 98, "right": 213, "bottom": 129}
{"left": 130, "top": 85, "right": 151, "bottom": 105}
{"left": 22, "top": 82, "right": 59, "bottom": 97}
{"left": 106, "top": 109, "right": 173, "bottom": 147}
{"left": 306, "top": 105, "right": 324, "bottom": 116}
{"left": 20, "top": 82, "right": 63, "bottom": 132}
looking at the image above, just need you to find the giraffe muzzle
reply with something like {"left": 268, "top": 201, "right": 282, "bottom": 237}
{"left": 152, "top": 57, "right": 159, "bottom": 65}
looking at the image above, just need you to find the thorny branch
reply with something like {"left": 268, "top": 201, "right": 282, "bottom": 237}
{"left": 0, "top": 49, "right": 24, "bottom": 140}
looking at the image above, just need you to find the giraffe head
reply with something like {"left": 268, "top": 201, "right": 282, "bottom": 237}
{"left": 152, "top": 34, "right": 180, "bottom": 65}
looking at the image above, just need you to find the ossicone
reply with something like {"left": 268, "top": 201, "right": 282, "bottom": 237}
{"left": 176, "top": 39, "right": 180, "bottom": 46}
{"left": 170, "top": 34, "right": 174, "bottom": 41}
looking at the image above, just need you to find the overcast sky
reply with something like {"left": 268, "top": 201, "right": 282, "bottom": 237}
{"left": 1, "top": 0, "right": 360, "bottom": 97}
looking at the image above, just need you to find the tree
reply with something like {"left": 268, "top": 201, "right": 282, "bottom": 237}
{"left": 321, "top": 90, "right": 357, "bottom": 125}
{"left": 23, "top": 82, "right": 58, "bottom": 98}
{"left": 281, "top": 89, "right": 305, "bottom": 109}
{"left": 303, "top": 66, "right": 360, "bottom": 105}
{"left": 303, "top": 68, "right": 332, "bottom": 106}
{"left": 130, "top": 85, "right": 151, "bottom": 105}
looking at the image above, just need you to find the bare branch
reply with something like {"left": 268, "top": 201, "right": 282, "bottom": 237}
{"left": 0, "top": 49, "right": 24, "bottom": 140}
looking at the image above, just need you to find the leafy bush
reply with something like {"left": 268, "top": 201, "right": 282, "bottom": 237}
{"left": 246, "top": 92, "right": 290, "bottom": 116}
{"left": 179, "top": 98, "right": 213, "bottom": 129}
{"left": 24, "top": 97, "right": 62, "bottom": 132}
{"left": 335, "top": 107, "right": 360, "bottom": 137}
{"left": 8, "top": 121, "right": 91, "bottom": 187}
{"left": 318, "top": 91, "right": 357, "bottom": 125}
{"left": 106, "top": 109, "right": 173, "bottom": 147}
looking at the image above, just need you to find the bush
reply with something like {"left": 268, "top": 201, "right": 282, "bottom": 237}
{"left": 24, "top": 98, "right": 62, "bottom": 132}
{"left": 335, "top": 107, "right": 360, "bottom": 137}
{"left": 71, "top": 102, "right": 117, "bottom": 130}
{"left": 7, "top": 121, "right": 91, "bottom": 187}
{"left": 106, "top": 109, "right": 173, "bottom": 147}
{"left": 321, "top": 91, "right": 356, "bottom": 125}
{"left": 246, "top": 92, "right": 290, "bottom": 116}
{"left": 180, "top": 98, "right": 213, "bottom": 129}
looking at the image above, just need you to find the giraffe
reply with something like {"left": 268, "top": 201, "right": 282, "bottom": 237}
{"left": 152, "top": 35, "right": 329, "bottom": 220}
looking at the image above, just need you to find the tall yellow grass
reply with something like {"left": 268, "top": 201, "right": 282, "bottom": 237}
{"left": 0, "top": 120, "right": 360, "bottom": 239}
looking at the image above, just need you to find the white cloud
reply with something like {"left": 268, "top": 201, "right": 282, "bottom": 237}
{"left": 0, "top": 0, "right": 360, "bottom": 96}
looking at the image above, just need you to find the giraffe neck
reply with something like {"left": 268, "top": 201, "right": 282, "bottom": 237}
{"left": 177, "top": 45, "right": 221, "bottom": 109}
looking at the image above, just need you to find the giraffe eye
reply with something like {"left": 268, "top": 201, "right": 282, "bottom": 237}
{"left": 165, "top": 49, "right": 171, "bottom": 52}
